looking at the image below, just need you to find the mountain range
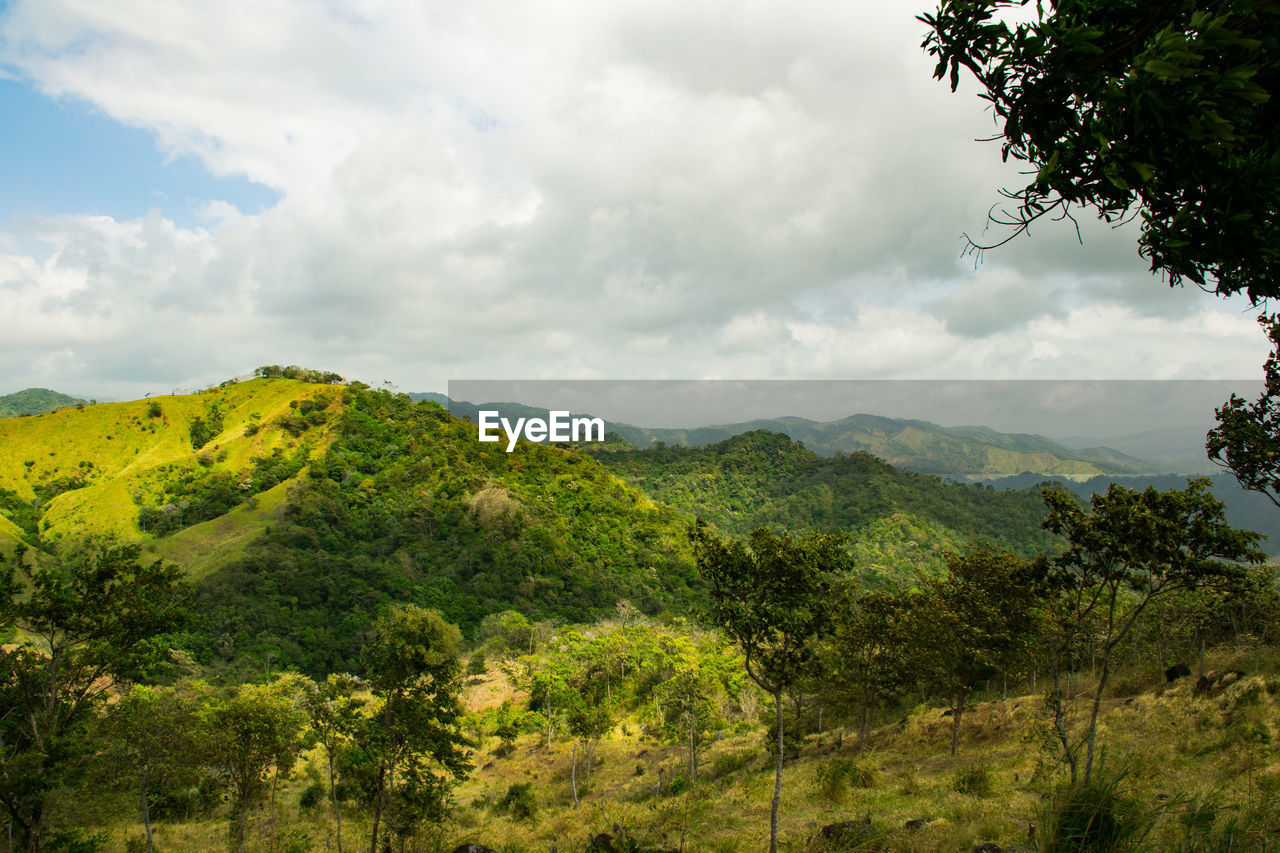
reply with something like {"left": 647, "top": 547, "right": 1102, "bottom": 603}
{"left": 0, "top": 378, "right": 1107, "bottom": 674}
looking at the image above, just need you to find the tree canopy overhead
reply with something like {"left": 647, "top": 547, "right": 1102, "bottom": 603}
{"left": 920, "top": 0, "right": 1280, "bottom": 302}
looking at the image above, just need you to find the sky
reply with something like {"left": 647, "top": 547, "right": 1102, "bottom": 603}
{"left": 0, "top": 1, "right": 1271, "bottom": 409}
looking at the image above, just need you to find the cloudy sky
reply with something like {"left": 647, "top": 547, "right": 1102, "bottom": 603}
{"left": 0, "top": 0, "right": 1270, "bottom": 404}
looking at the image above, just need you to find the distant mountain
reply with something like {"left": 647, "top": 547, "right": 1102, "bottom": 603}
{"left": 0, "top": 388, "right": 88, "bottom": 417}
{"left": 1056, "top": 425, "right": 1218, "bottom": 475}
{"left": 422, "top": 395, "right": 1167, "bottom": 481}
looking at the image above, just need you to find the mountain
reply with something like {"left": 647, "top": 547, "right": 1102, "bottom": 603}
{"left": 0, "top": 387, "right": 89, "bottom": 417}
{"left": 587, "top": 429, "right": 1065, "bottom": 586}
{"left": 0, "top": 379, "right": 1074, "bottom": 673}
{"left": 985, "top": 471, "right": 1280, "bottom": 554}
{"left": 1056, "top": 424, "right": 1219, "bottom": 475}
{"left": 0, "top": 380, "right": 700, "bottom": 673}
{"left": 428, "top": 396, "right": 1166, "bottom": 480}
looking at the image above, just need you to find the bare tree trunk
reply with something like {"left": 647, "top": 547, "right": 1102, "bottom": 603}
{"left": 140, "top": 783, "right": 155, "bottom": 853}
{"left": 950, "top": 690, "right": 965, "bottom": 756}
{"left": 770, "top": 689, "right": 783, "bottom": 853}
{"left": 571, "top": 742, "right": 579, "bottom": 809}
{"left": 1083, "top": 648, "right": 1113, "bottom": 784}
{"left": 329, "top": 752, "right": 344, "bottom": 853}
{"left": 236, "top": 799, "right": 249, "bottom": 853}
{"left": 1051, "top": 649, "right": 1077, "bottom": 786}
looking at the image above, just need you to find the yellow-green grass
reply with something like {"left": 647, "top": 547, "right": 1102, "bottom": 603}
{"left": 145, "top": 473, "right": 302, "bottom": 580}
{"left": 0, "top": 379, "right": 341, "bottom": 550}
{"left": 61, "top": 647, "right": 1280, "bottom": 852}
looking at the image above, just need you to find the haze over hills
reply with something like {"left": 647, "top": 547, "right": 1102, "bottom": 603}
{"left": 421, "top": 393, "right": 1184, "bottom": 480}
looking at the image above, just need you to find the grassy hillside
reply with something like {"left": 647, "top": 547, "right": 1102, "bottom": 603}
{"left": 0, "top": 387, "right": 88, "bottom": 417}
{"left": 64, "top": 642, "right": 1280, "bottom": 853}
{"left": 0, "top": 378, "right": 341, "bottom": 549}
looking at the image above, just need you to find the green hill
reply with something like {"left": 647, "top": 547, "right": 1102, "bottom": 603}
{"left": 0, "top": 381, "right": 1066, "bottom": 674}
{"left": 0, "top": 380, "right": 702, "bottom": 674}
{"left": 588, "top": 430, "right": 1063, "bottom": 586}
{"left": 0, "top": 387, "right": 88, "bottom": 417}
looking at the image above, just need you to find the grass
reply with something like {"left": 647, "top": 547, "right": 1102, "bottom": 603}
{"left": 47, "top": 646, "right": 1280, "bottom": 852}
{"left": 0, "top": 378, "right": 340, "bottom": 557}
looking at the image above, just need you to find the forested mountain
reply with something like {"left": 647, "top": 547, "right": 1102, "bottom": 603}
{"left": 588, "top": 430, "right": 1064, "bottom": 585}
{"left": 0, "top": 378, "right": 1071, "bottom": 673}
{"left": 0, "top": 379, "right": 698, "bottom": 673}
{"left": 0, "top": 387, "right": 88, "bottom": 417}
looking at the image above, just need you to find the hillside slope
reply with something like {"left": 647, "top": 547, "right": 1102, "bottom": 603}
{"left": 0, "top": 377, "right": 342, "bottom": 548}
{"left": 589, "top": 430, "right": 1063, "bottom": 585}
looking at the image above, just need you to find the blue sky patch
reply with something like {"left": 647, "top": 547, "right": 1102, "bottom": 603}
{"left": 0, "top": 77, "right": 279, "bottom": 230}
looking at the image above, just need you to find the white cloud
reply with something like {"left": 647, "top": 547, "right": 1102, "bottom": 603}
{"left": 0, "top": 0, "right": 1270, "bottom": 399}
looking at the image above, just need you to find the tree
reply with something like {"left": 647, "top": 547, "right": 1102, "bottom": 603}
{"left": 300, "top": 674, "right": 365, "bottom": 853}
{"left": 206, "top": 679, "right": 308, "bottom": 853}
{"left": 1209, "top": 314, "right": 1280, "bottom": 506}
{"left": 98, "top": 681, "right": 209, "bottom": 853}
{"left": 820, "top": 586, "right": 912, "bottom": 751}
{"left": 690, "top": 521, "right": 848, "bottom": 853}
{"left": 348, "top": 605, "right": 470, "bottom": 853}
{"left": 566, "top": 699, "right": 614, "bottom": 808}
{"left": 920, "top": 1, "right": 1280, "bottom": 302}
{"left": 918, "top": 546, "right": 1041, "bottom": 754}
{"left": 652, "top": 663, "right": 718, "bottom": 784}
{"left": 0, "top": 544, "right": 187, "bottom": 853}
{"left": 1035, "top": 479, "right": 1263, "bottom": 783}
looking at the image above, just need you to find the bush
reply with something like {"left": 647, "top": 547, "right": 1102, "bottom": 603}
{"left": 299, "top": 780, "right": 325, "bottom": 812}
{"left": 818, "top": 757, "right": 879, "bottom": 802}
{"left": 1039, "top": 771, "right": 1153, "bottom": 853}
{"left": 953, "top": 762, "right": 994, "bottom": 797}
{"left": 499, "top": 782, "right": 537, "bottom": 821}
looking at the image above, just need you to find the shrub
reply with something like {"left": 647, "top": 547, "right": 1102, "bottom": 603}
{"left": 299, "top": 781, "right": 325, "bottom": 812}
{"left": 953, "top": 762, "right": 994, "bottom": 797}
{"left": 499, "top": 782, "right": 537, "bottom": 821}
{"left": 1039, "top": 771, "right": 1154, "bottom": 853}
{"left": 818, "top": 757, "right": 879, "bottom": 802}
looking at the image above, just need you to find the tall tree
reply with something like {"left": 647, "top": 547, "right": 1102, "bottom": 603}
{"left": 918, "top": 546, "right": 1041, "bottom": 754}
{"left": 0, "top": 544, "right": 187, "bottom": 853}
{"left": 691, "top": 521, "right": 848, "bottom": 853}
{"left": 1035, "top": 479, "right": 1263, "bottom": 783}
{"left": 98, "top": 681, "right": 210, "bottom": 853}
{"left": 300, "top": 674, "right": 365, "bottom": 853}
{"left": 820, "top": 586, "right": 912, "bottom": 750}
{"left": 920, "top": 0, "right": 1280, "bottom": 301}
{"left": 206, "top": 679, "right": 307, "bottom": 853}
{"left": 348, "top": 605, "right": 471, "bottom": 853}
